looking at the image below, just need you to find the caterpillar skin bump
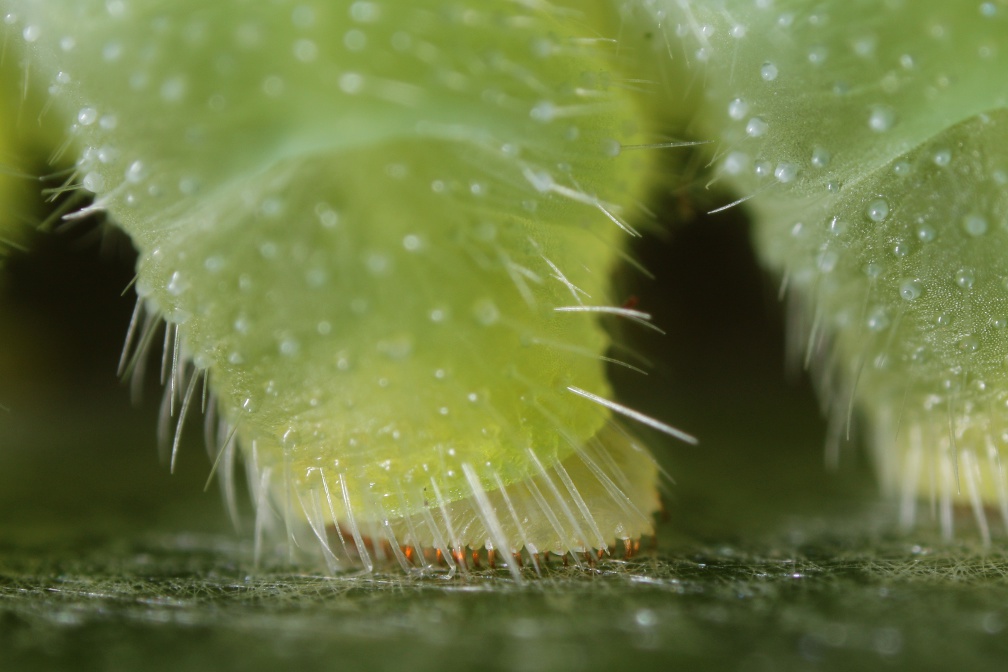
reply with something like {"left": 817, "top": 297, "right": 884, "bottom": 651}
{"left": 0, "top": 0, "right": 685, "bottom": 575}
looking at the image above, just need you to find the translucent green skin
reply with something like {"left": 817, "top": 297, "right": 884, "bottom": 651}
{"left": 632, "top": 0, "right": 1008, "bottom": 511}
{"left": 3, "top": 0, "right": 655, "bottom": 527}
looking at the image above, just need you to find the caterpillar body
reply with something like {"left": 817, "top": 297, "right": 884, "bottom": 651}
{"left": 626, "top": 0, "right": 1008, "bottom": 539}
{"left": 0, "top": 0, "right": 688, "bottom": 575}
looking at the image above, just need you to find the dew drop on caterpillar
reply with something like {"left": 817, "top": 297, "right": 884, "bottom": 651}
{"left": 0, "top": 0, "right": 693, "bottom": 575}
{"left": 630, "top": 0, "right": 1008, "bottom": 539}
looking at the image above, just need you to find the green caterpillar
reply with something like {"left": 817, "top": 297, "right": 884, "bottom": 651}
{"left": 626, "top": 0, "right": 1008, "bottom": 539}
{"left": 1, "top": 0, "right": 687, "bottom": 575}
{"left": 3, "top": 0, "right": 1007, "bottom": 577}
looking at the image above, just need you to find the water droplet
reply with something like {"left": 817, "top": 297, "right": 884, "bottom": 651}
{"left": 125, "top": 160, "right": 145, "bottom": 183}
{"left": 160, "top": 76, "right": 187, "bottom": 102}
{"left": 402, "top": 234, "right": 423, "bottom": 252}
{"left": 601, "top": 138, "right": 621, "bottom": 157}
{"left": 868, "top": 106, "right": 895, "bottom": 132}
{"left": 82, "top": 172, "right": 104, "bottom": 192}
{"left": 262, "top": 76, "right": 285, "bottom": 97}
{"left": 350, "top": 1, "right": 381, "bottom": 23}
{"left": 351, "top": 297, "right": 369, "bottom": 315}
{"left": 817, "top": 250, "right": 839, "bottom": 273}
{"left": 179, "top": 175, "right": 201, "bottom": 195}
{"left": 22, "top": 24, "right": 39, "bottom": 42}
{"left": 305, "top": 267, "right": 327, "bottom": 287}
{"left": 853, "top": 35, "right": 877, "bottom": 58}
{"left": 378, "top": 333, "right": 414, "bottom": 360}
{"left": 343, "top": 29, "right": 367, "bottom": 51}
{"left": 167, "top": 271, "right": 189, "bottom": 296}
{"left": 259, "top": 241, "right": 278, "bottom": 259}
{"left": 866, "top": 198, "right": 889, "bottom": 222}
{"left": 293, "top": 38, "right": 318, "bottom": 62}
{"left": 774, "top": 162, "right": 798, "bottom": 183}
{"left": 339, "top": 72, "right": 364, "bottom": 94}
{"left": 102, "top": 41, "right": 122, "bottom": 61}
{"left": 204, "top": 256, "right": 224, "bottom": 273}
{"left": 917, "top": 225, "right": 936, "bottom": 242}
{"left": 807, "top": 45, "right": 828, "bottom": 65}
{"left": 893, "top": 161, "right": 911, "bottom": 176}
{"left": 315, "top": 203, "right": 339, "bottom": 228}
{"left": 955, "top": 269, "right": 976, "bottom": 290}
{"left": 899, "top": 279, "right": 923, "bottom": 301}
{"left": 524, "top": 168, "right": 553, "bottom": 193}
{"left": 811, "top": 147, "right": 831, "bottom": 168}
{"left": 933, "top": 149, "right": 952, "bottom": 167}
{"left": 746, "top": 117, "right": 768, "bottom": 137}
{"left": 760, "top": 62, "right": 778, "bottom": 81}
{"left": 723, "top": 152, "right": 749, "bottom": 175}
{"left": 78, "top": 107, "right": 98, "bottom": 125}
{"left": 728, "top": 98, "right": 749, "bottom": 120}
{"left": 962, "top": 213, "right": 988, "bottom": 237}
{"left": 530, "top": 100, "right": 559, "bottom": 123}
{"left": 365, "top": 252, "right": 392, "bottom": 276}
{"left": 958, "top": 336, "right": 980, "bottom": 353}
{"left": 279, "top": 337, "right": 301, "bottom": 357}
{"left": 867, "top": 308, "right": 890, "bottom": 331}
{"left": 472, "top": 298, "right": 500, "bottom": 326}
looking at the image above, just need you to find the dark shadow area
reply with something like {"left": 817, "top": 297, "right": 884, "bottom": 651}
{"left": 0, "top": 216, "right": 225, "bottom": 546}
{"left": 1, "top": 220, "right": 137, "bottom": 401}
{"left": 609, "top": 183, "right": 876, "bottom": 543}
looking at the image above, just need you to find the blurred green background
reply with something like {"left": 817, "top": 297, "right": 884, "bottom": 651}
{"left": 2, "top": 190, "right": 1007, "bottom": 671}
